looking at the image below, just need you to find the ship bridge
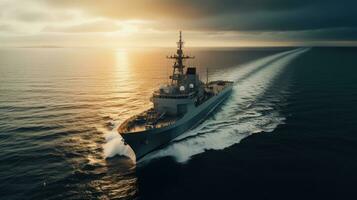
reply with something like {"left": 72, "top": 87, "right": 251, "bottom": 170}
{"left": 152, "top": 31, "right": 204, "bottom": 116}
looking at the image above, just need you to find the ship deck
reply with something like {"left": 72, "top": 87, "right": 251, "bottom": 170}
{"left": 118, "top": 109, "right": 180, "bottom": 134}
{"left": 118, "top": 81, "right": 233, "bottom": 134}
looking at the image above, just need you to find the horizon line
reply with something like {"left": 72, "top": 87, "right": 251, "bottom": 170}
{"left": 3, "top": 45, "right": 357, "bottom": 49}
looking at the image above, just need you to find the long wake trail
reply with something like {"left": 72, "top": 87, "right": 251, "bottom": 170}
{"left": 140, "top": 48, "right": 310, "bottom": 163}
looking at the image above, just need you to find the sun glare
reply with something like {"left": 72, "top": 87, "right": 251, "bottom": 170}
{"left": 115, "top": 49, "right": 130, "bottom": 70}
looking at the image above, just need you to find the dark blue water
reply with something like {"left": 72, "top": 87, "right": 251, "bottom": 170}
{"left": 1, "top": 47, "right": 356, "bottom": 200}
{"left": 137, "top": 47, "right": 357, "bottom": 200}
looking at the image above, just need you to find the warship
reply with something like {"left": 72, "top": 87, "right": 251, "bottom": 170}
{"left": 119, "top": 31, "right": 233, "bottom": 160}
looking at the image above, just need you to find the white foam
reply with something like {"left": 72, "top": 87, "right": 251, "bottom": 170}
{"left": 141, "top": 48, "right": 310, "bottom": 164}
{"left": 100, "top": 123, "right": 136, "bottom": 163}
{"left": 210, "top": 48, "right": 302, "bottom": 82}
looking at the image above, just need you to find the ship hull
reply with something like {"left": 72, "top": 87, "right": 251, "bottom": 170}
{"left": 121, "top": 85, "right": 233, "bottom": 160}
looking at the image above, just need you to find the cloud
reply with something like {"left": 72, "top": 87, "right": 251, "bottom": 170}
{"left": 0, "top": 0, "right": 80, "bottom": 23}
{"left": 40, "top": 0, "right": 357, "bottom": 31}
{"left": 12, "top": 10, "right": 77, "bottom": 23}
{"left": 0, "top": 24, "right": 15, "bottom": 33}
{"left": 40, "top": 0, "right": 205, "bottom": 19}
{"left": 36, "top": 0, "right": 357, "bottom": 45}
{"left": 1, "top": 0, "right": 357, "bottom": 46}
{"left": 40, "top": 0, "right": 322, "bottom": 19}
{"left": 42, "top": 20, "right": 121, "bottom": 33}
{"left": 285, "top": 28, "right": 357, "bottom": 41}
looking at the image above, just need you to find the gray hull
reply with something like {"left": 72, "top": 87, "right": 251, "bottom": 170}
{"left": 122, "top": 85, "right": 233, "bottom": 159}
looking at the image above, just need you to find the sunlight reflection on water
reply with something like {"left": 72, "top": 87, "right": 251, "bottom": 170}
{"left": 0, "top": 47, "right": 293, "bottom": 199}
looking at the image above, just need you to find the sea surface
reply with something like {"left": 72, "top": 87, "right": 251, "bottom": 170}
{"left": 1, "top": 47, "right": 357, "bottom": 200}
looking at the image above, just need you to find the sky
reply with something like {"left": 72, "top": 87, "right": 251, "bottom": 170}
{"left": 0, "top": 0, "right": 357, "bottom": 47}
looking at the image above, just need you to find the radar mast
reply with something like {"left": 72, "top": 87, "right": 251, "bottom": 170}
{"left": 167, "top": 31, "right": 194, "bottom": 85}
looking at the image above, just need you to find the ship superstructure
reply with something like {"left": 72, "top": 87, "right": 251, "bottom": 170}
{"left": 119, "top": 31, "right": 233, "bottom": 159}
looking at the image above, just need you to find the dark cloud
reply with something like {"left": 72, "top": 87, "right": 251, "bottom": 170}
{"left": 40, "top": 0, "right": 357, "bottom": 41}
{"left": 154, "top": 1, "right": 357, "bottom": 31}
{"left": 287, "top": 28, "right": 357, "bottom": 41}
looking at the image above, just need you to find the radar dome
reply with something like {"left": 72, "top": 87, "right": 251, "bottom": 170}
{"left": 179, "top": 86, "right": 185, "bottom": 91}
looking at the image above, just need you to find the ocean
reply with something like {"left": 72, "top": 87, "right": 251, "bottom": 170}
{"left": 1, "top": 47, "right": 357, "bottom": 200}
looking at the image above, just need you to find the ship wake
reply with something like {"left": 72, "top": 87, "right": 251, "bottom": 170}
{"left": 101, "top": 123, "right": 137, "bottom": 163}
{"left": 140, "top": 48, "right": 310, "bottom": 164}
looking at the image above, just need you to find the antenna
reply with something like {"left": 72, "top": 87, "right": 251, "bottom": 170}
{"left": 166, "top": 31, "right": 195, "bottom": 85}
{"left": 166, "top": 55, "right": 169, "bottom": 85}
{"left": 206, "top": 68, "right": 209, "bottom": 85}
